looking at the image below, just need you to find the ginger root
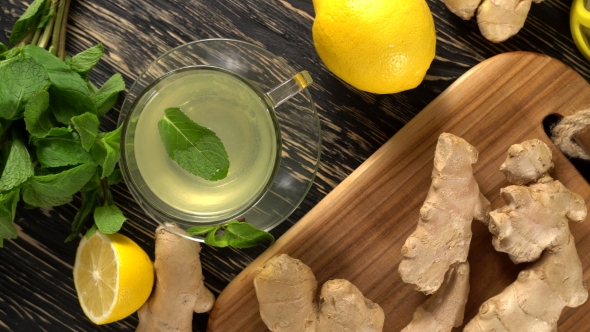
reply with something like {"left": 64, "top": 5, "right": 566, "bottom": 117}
{"left": 317, "top": 279, "right": 385, "bottom": 332}
{"left": 464, "top": 139, "right": 588, "bottom": 332}
{"left": 254, "top": 254, "right": 317, "bottom": 332}
{"left": 253, "top": 254, "right": 384, "bottom": 332}
{"left": 136, "top": 223, "right": 215, "bottom": 332}
{"left": 443, "top": 0, "right": 482, "bottom": 20}
{"left": 398, "top": 133, "right": 489, "bottom": 294}
{"left": 401, "top": 262, "right": 470, "bottom": 332}
{"left": 443, "top": 0, "right": 541, "bottom": 42}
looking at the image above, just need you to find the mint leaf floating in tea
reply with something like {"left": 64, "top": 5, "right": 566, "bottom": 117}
{"left": 186, "top": 219, "right": 274, "bottom": 248}
{"left": 158, "top": 107, "right": 229, "bottom": 181}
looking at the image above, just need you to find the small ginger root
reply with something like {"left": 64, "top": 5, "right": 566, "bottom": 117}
{"left": 254, "top": 254, "right": 318, "bottom": 332}
{"left": 443, "top": 0, "right": 542, "bottom": 42}
{"left": 443, "top": 0, "right": 481, "bottom": 19}
{"left": 401, "top": 262, "right": 470, "bottom": 332}
{"left": 398, "top": 133, "right": 490, "bottom": 295}
{"left": 476, "top": 0, "right": 532, "bottom": 43}
{"left": 464, "top": 139, "right": 588, "bottom": 332}
{"left": 253, "top": 254, "right": 384, "bottom": 332}
{"left": 136, "top": 223, "right": 215, "bottom": 332}
{"left": 317, "top": 279, "right": 385, "bottom": 332}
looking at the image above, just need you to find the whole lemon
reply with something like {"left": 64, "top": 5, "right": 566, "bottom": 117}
{"left": 312, "top": 0, "right": 436, "bottom": 94}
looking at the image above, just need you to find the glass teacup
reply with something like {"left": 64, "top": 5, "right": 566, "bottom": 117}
{"left": 118, "top": 39, "right": 321, "bottom": 241}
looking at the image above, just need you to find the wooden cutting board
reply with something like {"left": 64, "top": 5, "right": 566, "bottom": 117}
{"left": 207, "top": 52, "right": 590, "bottom": 331}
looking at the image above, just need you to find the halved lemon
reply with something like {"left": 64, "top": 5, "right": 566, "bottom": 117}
{"left": 73, "top": 231, "right": 154, "bottom": 324}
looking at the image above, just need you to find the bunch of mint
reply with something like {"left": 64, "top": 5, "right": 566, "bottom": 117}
{"left": 0, "top": 0, "right": 127, "bottom": 247}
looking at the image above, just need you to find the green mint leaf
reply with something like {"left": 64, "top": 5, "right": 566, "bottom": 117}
{"left": 224, "top": 221, "right": 274, "bottom": 248}
{"left": 45, "top": 127, "right": 72, "bottom": 137}
{"left": 158, "top": 107, "right": 229, "bottom": 181}
{"left": 186, "top": 225, "right": 219, "bottom": 236}
{"left": 0, "top": 188, "right": 19, "bottom": 206}
{"left": 80, "top": 168, "right": 101, "bottom": 192}
{"left": 0, "top": 56, "right": 51, "bottom": 120}
{"left": 204, "top": 228, "right": 229, "bottom": 247}
{"left": 66, "top": 188, "right": 99, "bottom": 242}
{"left": 24, "top": 90, "right": 69, "bottom": 138}
{"left": 0, "top": 207, "right": 18, "bottom": 247}
{"left": 33, "top": 134, "right": 93, "bottom": 168}
{"left": 90, "top": 126, "right": 121, "bottom": 178}
{"left": 27, "top": 163, "right": 97, "bottom": 198}
{"left": 86, "top": 79, "right": 99, "bottom": 94}
{"left": 71, "top": 112, "right": 99, "bottom": 151}
{"left": 2, "top": 47, "right": 23, "bottom": 62}
{"left": 0, "top": 133, "right": 34, "bottom": 192}
{"left": 106, "top": 168, "right": 122, "bottom": 186}
{"left": 0, "top": 188, "right": 20, "bottom": 247}
{"left": 9, "top": 0, "right": 47, "bottom": 45}
{"left": 22, "top": 45, "right": 96, "bottom": 124}
{"left": 69, "top": 44, "right": 104, "bottom": 75}
{"left": 94, "top": 204, "right": 126, "bottom": 234}
{"left": 37, "top": 6, "right": 55, "bottom": 29}
{"left": 92, "top": 73, "right": 125, "bottom": 117}
{"left": 22, "top": 182, "right": 72, "bottom": 208}
{"left": 85, "top": 224, "right": 98, "bottom": 239}
{"left": 0, "top": 43, "right": 7, "bottom": 60}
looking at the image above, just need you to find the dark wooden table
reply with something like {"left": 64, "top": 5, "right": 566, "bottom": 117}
{"left": 1, "top": 0, "right": 589, "bottom": 331}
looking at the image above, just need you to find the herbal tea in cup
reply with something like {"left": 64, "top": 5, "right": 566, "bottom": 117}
{"left": 119, "top": 39, "right": 320, "bottom": 241}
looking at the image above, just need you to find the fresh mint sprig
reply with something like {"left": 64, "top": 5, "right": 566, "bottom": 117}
{"left": 187, "top": 219, "right": 275, "bottom": 248}
{"left": 0, "top": 2, "right": 128, "bottom": 247}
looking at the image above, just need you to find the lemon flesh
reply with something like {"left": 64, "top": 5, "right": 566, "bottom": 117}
{"left": 73, "top": 232, "right": 154, "bottom": 325}
{"left": 312, "top": 0, "right": 436, "bottom": 94}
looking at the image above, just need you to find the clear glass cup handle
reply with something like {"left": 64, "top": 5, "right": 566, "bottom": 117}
{"left": 266, "top": 70, "right": 313, "bottom": 108}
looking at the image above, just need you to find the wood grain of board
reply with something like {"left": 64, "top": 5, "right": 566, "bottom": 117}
{"left": 207, "top": 52, "right": 590, "bottom": 332}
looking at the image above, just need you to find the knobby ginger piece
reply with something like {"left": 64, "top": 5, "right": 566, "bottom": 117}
{"left": 253, "top": 254, "right": 318, "bottom": 332}
{"left": 443, "top": 0, "right": 482, "bottom": 19}
{"left": 401, "top": 262, "right": 470, "bottom": 332}
{"left": 499, "top": 138, "right": 554, "bottom": 185}
{"left": 476, "top": 0, "right": 532, "bottom": 43}
{"left": 464, "top": 236, "right": 587, "bottom": 332}
{"left": 254, "top": 254, "right": 384, "bottom": 332}
{"left": 317, "top": 279, "right": 385, "bottom": 332}
{"left": 398, "top": 133, "right": 490, "bottom": 294}
{"left": 136, "top": 223, "right": 215, "bottom": 332}
{"left": 464, "top": 139, "right": 588, "bottom": 332}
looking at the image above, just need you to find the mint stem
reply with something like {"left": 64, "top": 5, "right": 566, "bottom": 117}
{"left": 51, "top": 0, "right": 68, "bottom": 56}
{"left": 31, "top": 0, "right": 52, "bottom": 46}
{"left": 37, "top": 0, "right": 57, "bottom": 49}
{"left": 100, "top": 177, "right": 110, "bottom": 206}
{"left": 31, "top": 27, "right": 42, "bottom": 45}
{"left": 57, "top": 0, "right": 71, "bottom": 60}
